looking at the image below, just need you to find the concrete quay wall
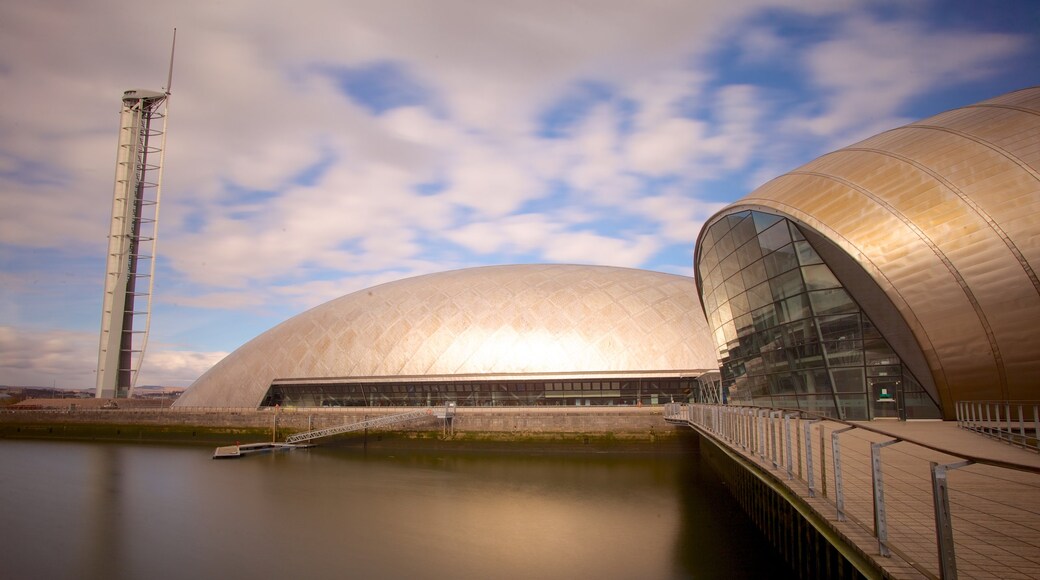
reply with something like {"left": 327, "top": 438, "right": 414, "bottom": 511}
{"left": 0, "top": 406, "right": 675, "bottom": 446}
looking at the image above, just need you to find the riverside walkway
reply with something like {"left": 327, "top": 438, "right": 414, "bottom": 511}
{"left": 664, "top": 403, "right": 1040, "bottom": 579}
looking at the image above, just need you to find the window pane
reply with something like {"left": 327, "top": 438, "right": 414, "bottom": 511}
{"left": 762, "top": 349, "right": 791, "bottom": 373}
{"left": 731, "top": 215, "right": 758, "bottom": 247}
{"left": 794, "top": 343, "right": 826, "bottom": 369}
{"left": 699, "top": 244, "right": 719, "bottom": 276}
{"left": 741, "top": 259, "right": 768, "bottom": 289}
{"left": 769, "top": 372, "right": 802, "bottom": 396}
{"left": 716, "top": 230, "right": 736, "bottom": 259}
{"left": 801, "top": 394, "right": 837, "bottom": 416}
{"left": 752, "top": 211, "right": 783, "bottom": 233}
{"left": 720, "top": 252, "right": 741, "bottom": 280}
{"left": 804, "top": 369, "right": 832, "bottom": 395}
{"left": 818, "top": 314, "right": 860, "bottom": 341}
{"left": 726, "top": 211, "right": 750, "bottom": 229}
{"left": 835, "top": 394, "right": 868, "bottom": 420}
{"left": 808, "top": 288, "right": 857, "bottom": 315}
{"left": 736, "top": 237, "right": 763, "bottom": 268}
{"left": 707, "top": 265, "right": 723, "bottom": 291}
{"left": 789, "top": 222, "right": 806, "bottom": 241}
{"left": 729, "top": 291, "right": 751, "bottom": 319}
{"left": 752, "top": 304, "right": 777, "bottom": 332}
{"left": 831, "top": 368, "right": 865, "bottom": 393}
{"left": 725, "top": 272, "right": 746, "bottom": 298}
{"left": 758, "top": 221, "right": 792, "bottom": 253}
{"left": 764, "top": 243, "right": 799, "bottom": 277}
{"left": 734, "top": 313, "right": 754, "bottom": 339}
{"left": 777, "top": 293, "right": 811, "bottom": 323}
{"left": 781, "top": 318, "right": 815, "bottom": 347}
{"left": 794, "top": 240, "right": 823, "bottom": 265}
{"left": 770, "top": 268, "right": 805, "bottom": 301}
{"left": 746, "top": 281, "right": 773, "bottom": 311}
{"left": 864, "top": 339, "right": 898, "bottom": 365}
{"left": 802, "top": 264, "right": 841, "bottom": 291}
{"left": 704, "top": 289, "right": 718, "bottom": 314}
{"left": 825, "top": 345, "right": 864, "bottom": 367}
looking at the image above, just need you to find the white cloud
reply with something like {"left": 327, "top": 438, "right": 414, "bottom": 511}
{"left": 793, "top": 15, "right": 1026, "bottom": 143}
{"left": 136, "top": 349, "right": 228, "bottom": 388}
{"left": 0, "top": 325, "right": 225, "bottom": 388}
{"left": 445, "top": 213, "right": 663, "bottom": 267}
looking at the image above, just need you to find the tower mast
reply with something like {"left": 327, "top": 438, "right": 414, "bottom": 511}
{"left": 96, "top": 30, "right": 176, "bottom": 398}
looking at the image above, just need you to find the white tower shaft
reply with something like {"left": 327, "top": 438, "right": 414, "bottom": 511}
{"left": 96, "top": 89, "right": 169, "bottom": 398}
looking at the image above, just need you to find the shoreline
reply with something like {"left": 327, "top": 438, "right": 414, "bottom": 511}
{"left": 0, "top": 406, "right": 687, "bottom": 454}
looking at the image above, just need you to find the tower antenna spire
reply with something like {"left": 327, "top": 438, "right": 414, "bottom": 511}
{"left": 165, "top": 28, "right": 177, "bottom": 95}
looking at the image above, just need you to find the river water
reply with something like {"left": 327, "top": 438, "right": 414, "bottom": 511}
{"left": 0, "top": 439, "right": 792, "bottom": 579}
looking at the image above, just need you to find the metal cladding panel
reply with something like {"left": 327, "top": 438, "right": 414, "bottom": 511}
{"left": 175, "top": 265, "right": 717, "bottom": 408}
{"left": 699, "top": 87, "right": 1040, "bottom": 416}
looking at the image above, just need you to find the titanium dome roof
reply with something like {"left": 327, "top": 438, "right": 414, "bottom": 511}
{"left": 176, "top": 264, "right": 717, "bottom": 408}
{"left": 695, "top": 86, "right": 1040, "bottom": 416}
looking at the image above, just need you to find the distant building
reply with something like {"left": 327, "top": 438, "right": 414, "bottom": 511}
{"left": 175, "top": 265, "right": 720, "bottom": 408}
{"left": 694, "top": 87, "right": 1040, "bottom": 420}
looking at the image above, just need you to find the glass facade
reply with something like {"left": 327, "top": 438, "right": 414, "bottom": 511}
{"left": 261, "top": 377, "right": 697, "bottom": 408}
{"left": 697, "top": 210, "right": 941, "bottom": 420}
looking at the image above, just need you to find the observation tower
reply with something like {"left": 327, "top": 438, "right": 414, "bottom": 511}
{"left": 96, "top": 32, "right": 175, "bottom": 398}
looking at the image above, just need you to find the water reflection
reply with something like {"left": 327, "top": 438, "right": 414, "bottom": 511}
{"left": 0, "top": 440, "right": 790, "bottom": 579}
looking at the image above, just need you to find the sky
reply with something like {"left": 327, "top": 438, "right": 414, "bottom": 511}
{"left": 0, "top": 0, "right": 1037, "bottom": 390}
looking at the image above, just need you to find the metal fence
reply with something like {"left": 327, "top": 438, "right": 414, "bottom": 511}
{"left": 956, "top": 400, "right": 1039, "bottom": 452}
{"left": 664, "top": 403, "right": 1040, "bottom": 580}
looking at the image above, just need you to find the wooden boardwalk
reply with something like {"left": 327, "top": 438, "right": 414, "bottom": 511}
{"left": 667, "top": 405, "right": 1040, "bottom": 579}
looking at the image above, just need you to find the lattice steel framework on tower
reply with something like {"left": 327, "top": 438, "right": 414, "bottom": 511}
{"left": 95, "top": 87, "right": 170, "bottom": 398}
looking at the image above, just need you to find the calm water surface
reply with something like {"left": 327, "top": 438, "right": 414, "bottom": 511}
{"left": 0, "top": 440, "right": 791, "bottom": 579}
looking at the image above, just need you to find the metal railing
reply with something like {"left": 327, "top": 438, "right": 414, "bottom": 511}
{"left": 956, "top": 400, "right": 1039, "bottom": 452}
{"left": 284, "top": 408, "right": 435, "bottom": 444}
{"left": 664, "top": 403, "right": 1040, "bottom": 580}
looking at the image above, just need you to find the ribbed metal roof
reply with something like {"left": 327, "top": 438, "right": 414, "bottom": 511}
{"left": 176, "top": 264, "right": 717, "bottom": 407}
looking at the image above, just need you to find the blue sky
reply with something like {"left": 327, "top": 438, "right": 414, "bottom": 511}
{"left": 0, "top": 0, "right": 1037, "bottom": 388}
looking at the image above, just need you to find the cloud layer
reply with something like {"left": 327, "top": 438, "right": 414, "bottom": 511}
{"left": 0, "top": 0, "right": 1032, "bottom": 388}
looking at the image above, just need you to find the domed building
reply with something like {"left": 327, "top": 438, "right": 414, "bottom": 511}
{"left": 695, "top": 87, "right": 1040, "bottom": 421}
{"left": 175, "top": 264, "right": 720, "bottom": 408}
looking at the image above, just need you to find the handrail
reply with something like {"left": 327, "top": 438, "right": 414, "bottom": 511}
{"left": 955, "top": 400, "right": 1039, "bottom": 453}
{"left": 664, "top": 402, "right": 1040, "bottom": 579}
{"left": 284, "top": 408, "right": 434, "bottom": 444}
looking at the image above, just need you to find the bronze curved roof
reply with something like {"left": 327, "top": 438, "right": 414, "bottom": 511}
{"left": 176, "top": 264, "right": 718, "bottom": 408}
{"left": 697, "top": 87, "right": 1040, "bottom": 414}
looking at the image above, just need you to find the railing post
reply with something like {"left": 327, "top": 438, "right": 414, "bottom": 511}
{"left": 770, "top": 410, "right": 781, "bottom": 468}
{"left": 1034, "top": 404, "right": 1040, "bottom": 449}
{"left": 796, "top": 414, "right": 803, "bottom": 480}
{"left": 804, "top": 419, "right": 820, "bottom": 497}
{"left": 1017, "top": 404, "right": 1026, "bottom": 446}
{"left": 820, "top": 423, "right": 827, "bottom": 498}
{"left": 932, "top": 460, "right": 972, "bottom": 580}
{"left": 784, "top": 412, "right": 794, "bottom": 480}
{"left": 761, "top": 411, "right": 769, "bottom": 461}
{"left": 1004, "top": 402, "right": 1012, "bottom": 443}
{"left": 871, "top": 439, "right": 900, "bottom": 557}
{"left": 831, "top": 427, "right": 855, "bottom": 521}
{"left": 737, "top": 407, "right": 745, "bottom": 449}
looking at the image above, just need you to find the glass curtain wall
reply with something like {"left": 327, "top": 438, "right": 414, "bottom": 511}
{"left": 697, "top": 210, "right": 940, "bottom": 420}
{"left": 261, "top": 377, "right": 697, "bottom": 408}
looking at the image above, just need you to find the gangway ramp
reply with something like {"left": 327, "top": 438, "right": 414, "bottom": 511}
{"left": 284, "top": 408, "right": 436, "bottom": 444}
